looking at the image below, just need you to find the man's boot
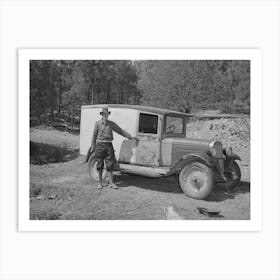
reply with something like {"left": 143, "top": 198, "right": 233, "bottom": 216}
{"left": 107, "top": 171, "right": 118, "bottom": 189}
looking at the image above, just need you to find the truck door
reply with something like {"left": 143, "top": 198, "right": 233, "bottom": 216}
{"left": 135, "top": 112, "right": 161, "bottom": 166}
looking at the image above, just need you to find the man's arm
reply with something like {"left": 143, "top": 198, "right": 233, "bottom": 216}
{"left": 111, "top": 121, "right": 135, "bottom": 140}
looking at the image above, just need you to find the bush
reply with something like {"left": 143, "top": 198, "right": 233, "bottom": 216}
{"left": 30, "top": 141, "right": 79, "bottom": 165}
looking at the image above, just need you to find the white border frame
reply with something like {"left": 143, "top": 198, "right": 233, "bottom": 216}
{"left": 19, "top": 49, "right": 262, "bottom": 232}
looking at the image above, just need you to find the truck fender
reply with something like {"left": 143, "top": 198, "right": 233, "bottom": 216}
{"left": 166, "top": 153, "right": 214, "bottom": 176}
{"left": 231, "top": 152, "right": 241, "bottom": 161}
{"left": 226, "top": 152, "right": 241, "bottom": 161}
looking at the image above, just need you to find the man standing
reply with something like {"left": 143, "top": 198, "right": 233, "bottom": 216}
{"left": 91, "top": 107, "right": 137, "bottom": 189}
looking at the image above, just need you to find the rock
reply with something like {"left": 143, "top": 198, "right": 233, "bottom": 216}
{"left": 30, "top": 187, "right": 42, "bottom": 197}
{"left": 48, "top": 195, "right": 57, "bottom": 200}
{"left": 164, "top": 207, "right": 184, "bottom": 220}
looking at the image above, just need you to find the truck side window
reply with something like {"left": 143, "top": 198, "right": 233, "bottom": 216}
{"left": 138, "top": 113, "right": 158, "bottom": 134}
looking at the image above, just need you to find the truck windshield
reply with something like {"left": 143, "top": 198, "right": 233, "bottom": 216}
{"left": 165, "top": 116, "right": 184, "bottom": 134}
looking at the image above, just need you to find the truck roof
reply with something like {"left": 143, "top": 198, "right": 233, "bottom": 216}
{"left": 81, "top": 104, "right": 193, "bottom": 117}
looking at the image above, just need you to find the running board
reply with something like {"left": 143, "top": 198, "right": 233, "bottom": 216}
{"left": 119, "top": 163, "right": 170, "bottom": 178}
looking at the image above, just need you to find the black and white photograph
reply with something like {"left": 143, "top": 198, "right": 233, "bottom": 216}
{"left": 2, "top": 1, "right": 280, "bottom": 280}
{"left": 28, "top": 56, "right": 251, "bottom": 221}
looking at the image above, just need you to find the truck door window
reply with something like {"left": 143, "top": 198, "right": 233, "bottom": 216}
{"left": 138, "top": 113, "right": 158, "bottom": 134}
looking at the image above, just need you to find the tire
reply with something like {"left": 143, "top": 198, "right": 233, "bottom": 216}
{"left": 178, "top": 162, "right": 213, "bottom": 200}
{"left": 88, "top": 155, "right": 107, "bottom": 181}
{"left": 224, "top": 160, "right": 241, "bottom": 189}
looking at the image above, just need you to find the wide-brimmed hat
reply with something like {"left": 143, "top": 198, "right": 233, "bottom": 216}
{"left": 100, "top": 107, "right": 111, "bottom": 115}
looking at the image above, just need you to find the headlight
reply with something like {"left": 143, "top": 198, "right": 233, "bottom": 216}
{"left": 209, "top": 140, "right": 223, "bottom": 158}
{"left": 225, "top": 147, "right": 232, "bottom": 157}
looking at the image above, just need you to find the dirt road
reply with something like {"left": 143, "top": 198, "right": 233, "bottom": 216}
{"left": 30, "top": 156, "right": 250, "bottom": 220}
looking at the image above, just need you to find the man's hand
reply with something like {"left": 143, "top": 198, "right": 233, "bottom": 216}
{"left": 130, "top": 136, "right": 139, "bottom": 143}
{"left": 85, "top": 145, "right": 95, "bottom": 163}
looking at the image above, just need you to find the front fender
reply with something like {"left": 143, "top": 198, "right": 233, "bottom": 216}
{"left": 166, "top": 153, "right": 214, "bottom": 176}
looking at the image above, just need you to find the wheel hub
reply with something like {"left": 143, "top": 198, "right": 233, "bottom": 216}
{"left": 188, "top": 171, "right": 207, "bottom": 192}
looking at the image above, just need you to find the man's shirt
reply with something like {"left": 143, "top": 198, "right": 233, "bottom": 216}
{"left": 91, "top": 119, "right": 132, "bottom": 145}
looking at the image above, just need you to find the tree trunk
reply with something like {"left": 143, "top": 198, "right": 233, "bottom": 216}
{"left": 91, "top": 61, "right": 95, "bottom": 104}
{"left": 71, "top": 108, "right": 74, "bottom": 130}
{"left": 91, "top": 88, "right": 94, "bottom": 104}
{"left": 57, "top": 91, "right": 61, "bottom": 114}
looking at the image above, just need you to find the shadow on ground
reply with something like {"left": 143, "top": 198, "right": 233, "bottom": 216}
{"left": 206, "top": 181, "right": 250, "bottom": 202}
{"left": 115, "top": 173, "right": 182, "bottom": 193}
{"left": 114, "top": 172, "right": 250, "bottom": 202}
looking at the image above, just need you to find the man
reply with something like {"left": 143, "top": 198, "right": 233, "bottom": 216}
{"left": 90, "top": 107, "right": 137, "bottom": 190}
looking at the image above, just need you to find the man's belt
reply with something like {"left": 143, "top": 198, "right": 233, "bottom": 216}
{"left": 97, "top": 140, "right": 113, "bottom": 143}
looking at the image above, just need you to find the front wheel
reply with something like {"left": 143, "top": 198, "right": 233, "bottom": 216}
{"left": 178, "top": 162, "right": 213, "bottom": 199}
{"left": 88, "top": 155, "right": 107, "bottom": 181}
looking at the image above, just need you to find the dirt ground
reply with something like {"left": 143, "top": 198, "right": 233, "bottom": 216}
{"left": 30, "top": 117, "right": 250, "bottom": 220}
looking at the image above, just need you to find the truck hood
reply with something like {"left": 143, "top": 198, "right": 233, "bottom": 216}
{"left": 171, "top": 137, "right": 210, "bottom": 147}
{"left": 167, "top": 137, "right": 210, "bottom": 165}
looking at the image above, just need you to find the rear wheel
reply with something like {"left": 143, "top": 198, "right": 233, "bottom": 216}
{"left": 178, "top": 162, "right": 213, "bottom": 199}
{"left": 88, "top": 155, "right": 107, "bottom": 181}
